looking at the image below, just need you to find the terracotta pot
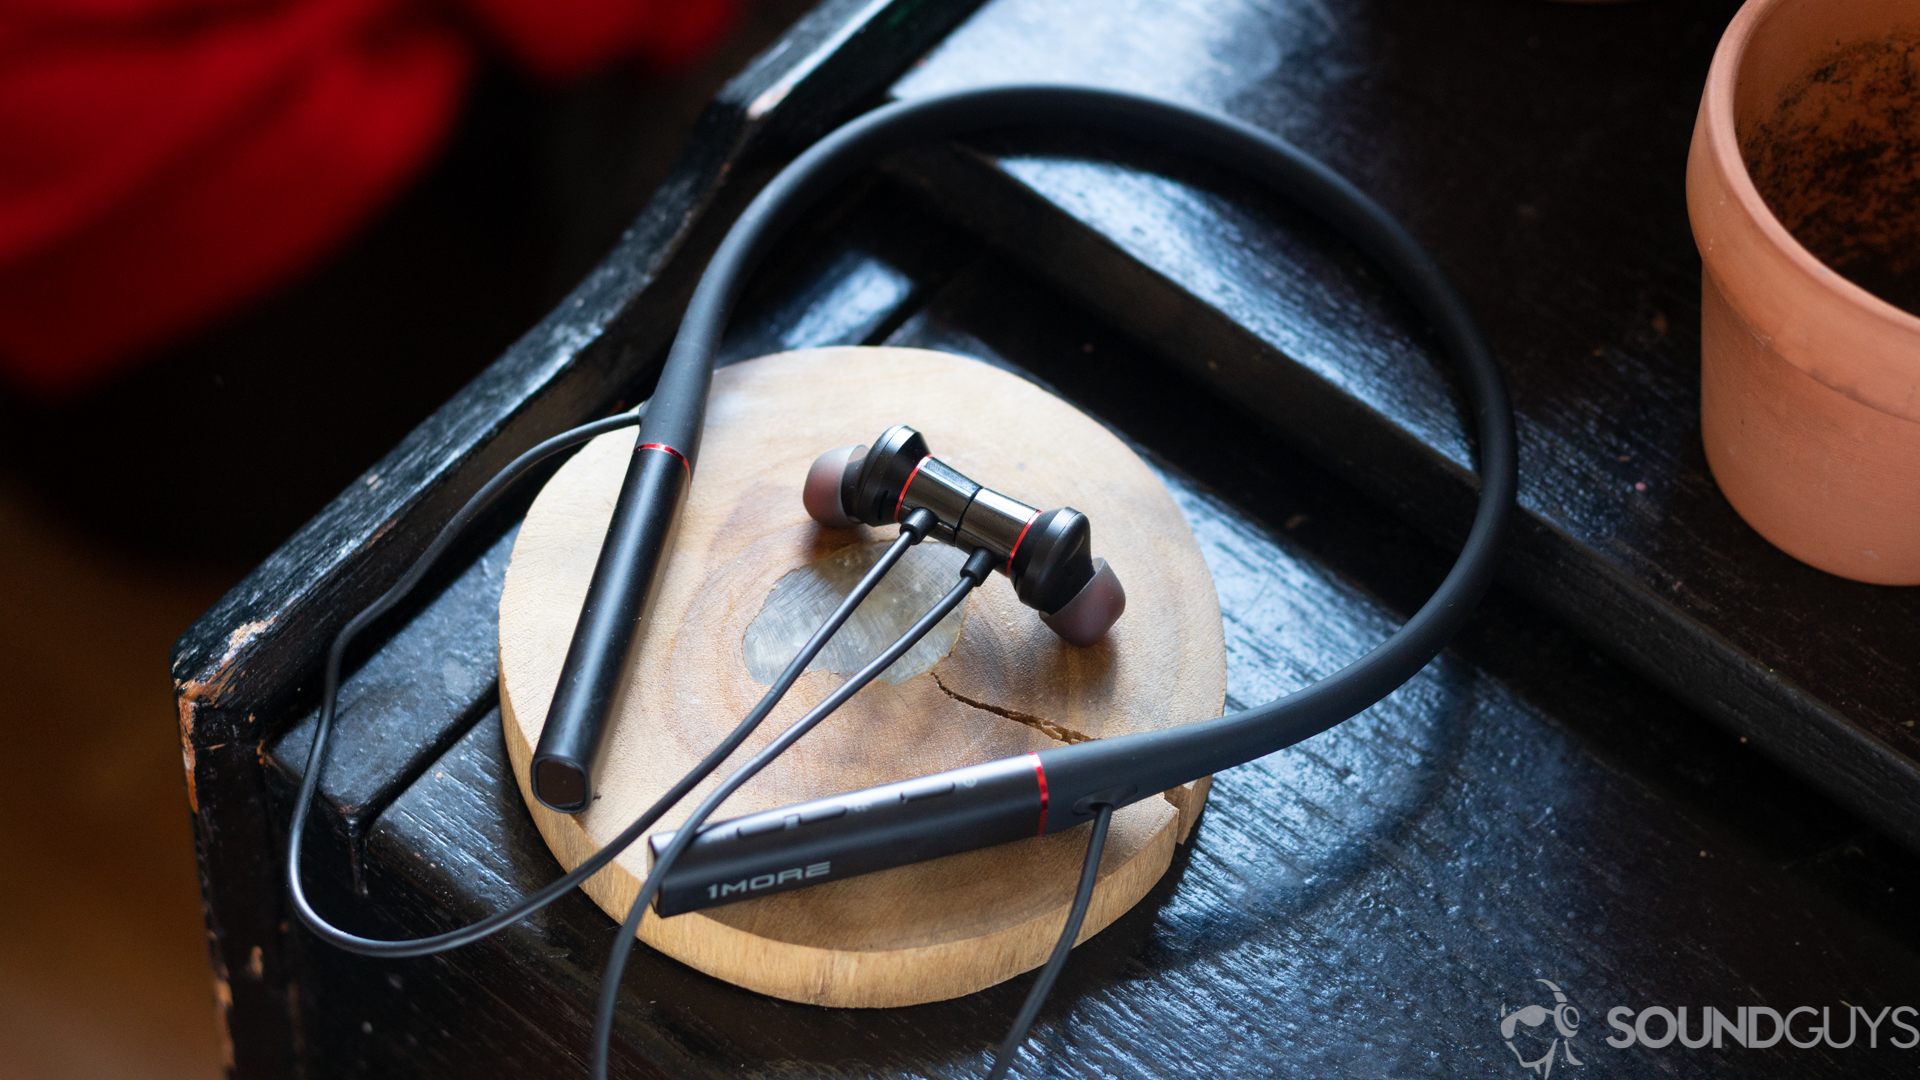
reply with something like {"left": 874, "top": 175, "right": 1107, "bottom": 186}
{"left": 1688, "top": 0, "right": 1920, "bottom": 584}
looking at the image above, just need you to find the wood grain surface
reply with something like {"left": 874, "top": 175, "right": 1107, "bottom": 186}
{"left": 497, "top": 347, "right": 1225, "bottom": 1007}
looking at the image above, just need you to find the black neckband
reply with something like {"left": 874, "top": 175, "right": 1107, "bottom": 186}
{"left": 630, "top": 84, "right": 1517, "bottom": 824}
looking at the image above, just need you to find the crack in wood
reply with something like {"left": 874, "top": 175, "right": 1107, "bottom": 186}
{"left": 929, "top": 671, "right": 1091, "bottom": 744}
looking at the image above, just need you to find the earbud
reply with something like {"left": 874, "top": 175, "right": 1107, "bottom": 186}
{"left": 803, "top": 424, "right": 1126, "bottom": 646}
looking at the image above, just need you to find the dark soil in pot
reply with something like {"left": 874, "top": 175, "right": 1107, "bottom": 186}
{"left": 1742, "top": 32, "right": 1920, "bottom": 317}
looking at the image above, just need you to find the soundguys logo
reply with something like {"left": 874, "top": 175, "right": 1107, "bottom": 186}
{"left": 1499, "top": 980, "right": 1582, "bottom": 1078}
{"left": 1496, "top": 977, "right": 1920, "bottom": 1075}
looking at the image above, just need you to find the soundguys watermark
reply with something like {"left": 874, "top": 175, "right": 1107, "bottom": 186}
{"left": 1498, "top": 978, "right": 1918, "bottom": 1077}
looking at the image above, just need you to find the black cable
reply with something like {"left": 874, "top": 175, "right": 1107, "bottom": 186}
{"left": 985, "top": 803, "right": 1114, "bottom": 1080}
{"left": 287, "top": 411, "right": 937, "bottom": 955}
{"left": 591, "top": 547, "right": 1001, "bottom": 1080}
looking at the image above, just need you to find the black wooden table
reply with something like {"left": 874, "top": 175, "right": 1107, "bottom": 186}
{"left": 173, "top": 1, "right": 1920, "bottom": 1076}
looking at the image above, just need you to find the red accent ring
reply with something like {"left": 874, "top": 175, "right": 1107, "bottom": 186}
{"left": 1028, "top": 753, "right": 1049, "bottom": 836}
{"left": 1004, "top": 510, "right": 1042, "bottom": 571}
{"left": 637, "top": 443, "right": 689, "bottom": 472}
{"left": 893, "top": 454, "right": 931, "bottom": 522}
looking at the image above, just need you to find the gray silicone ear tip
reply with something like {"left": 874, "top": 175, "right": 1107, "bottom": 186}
{"left": 1039, "top": 558, "right": 1125, "bottom": 647}
{"left": 803, "top": 445, "right": 862, "bottom": 527}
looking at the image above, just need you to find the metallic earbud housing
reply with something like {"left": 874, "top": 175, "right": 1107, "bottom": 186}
{"left": 802, "top": 425, "right": 1126, "bottom": 645}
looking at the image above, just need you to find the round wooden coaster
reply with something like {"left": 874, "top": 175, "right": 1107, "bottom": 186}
{"left": 499, "top": 347, "right": 1225, "bottom": 1008}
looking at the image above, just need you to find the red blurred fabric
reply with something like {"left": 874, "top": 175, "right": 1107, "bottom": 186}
{"left": 0, "top": 0, "right": 736, "bottom": 398}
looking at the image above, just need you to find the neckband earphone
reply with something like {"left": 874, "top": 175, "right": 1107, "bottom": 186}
{"left": 288, "top": 83, "right": 1517, "bottom": 1080}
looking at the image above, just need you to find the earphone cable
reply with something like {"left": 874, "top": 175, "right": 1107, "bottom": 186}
{"left": 985, "top": 802, "right": 1114, "bottom": 1080}
{"left": 287, "top": 411, "right": 937, "bottom": 957}
{"left": 591, "top": 546, "right": 1000, "bottom": 1080}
